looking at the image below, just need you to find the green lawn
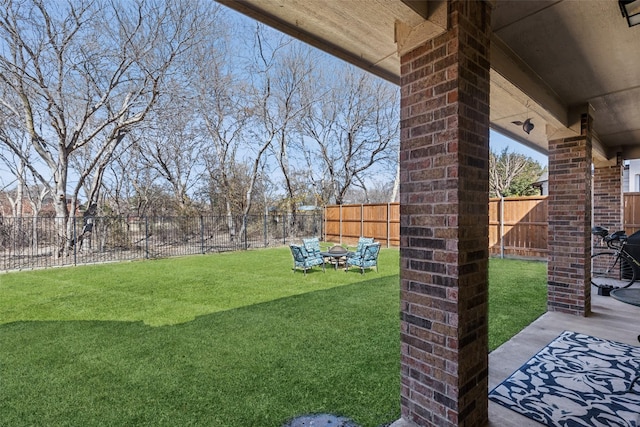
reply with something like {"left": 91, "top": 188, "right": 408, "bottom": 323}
{"left": 0, "top": 248, "right": 546, "bottom": 427}
{"left": 488, "top": 257, "right": 548, "bottom": 350}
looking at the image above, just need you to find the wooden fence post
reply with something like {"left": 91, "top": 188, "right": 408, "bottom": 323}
{"left": 339, "top": 205, "right": 343, "bottom": 244}
{"left": 500, "top": 196, "right": 505, "bottom": 259}
{"left": 387, "top": 203, "right": 391, "bottom": 248}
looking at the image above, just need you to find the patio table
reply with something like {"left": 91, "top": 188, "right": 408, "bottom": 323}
{"left": 611, "top": 288, "right": 640, "bottom": 308}
{"left": 320, "top": 249, "right": 353, "bottom": 270}
{"left": 610, "top": 289, "right": 640, "bottom": 344}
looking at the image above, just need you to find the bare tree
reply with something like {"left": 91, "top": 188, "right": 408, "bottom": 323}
{"left": 391, "top": 152, "right": 400, "bottom": 203}
{"left": 197, "top": 23, "right": 300, "bottom": 239}
{"left": 134, "top": 102, "right": 205, "bottom": 215}
{"left": 241, "top": 24, "right": 301, "bottom": 236}
{"left": 0, "top": 112, "right": 41, "bottom": 216}
{"left": 301, "top": 65, "right": 399, "bottom": 205}
{"left": 0, "top": 138, "right": 50, "bottom": 251}
{"left": 191, "top": 16, "right": 253, "bottom": 239}
{"left": 266, "top": 43, "right": 317, "bottom": 218}
{"left": 98, "top": 143, "right": 153, "bottom": 217}
{"left": 0, "top": 152, "right": 24, "bottom": 217}
{"left": 0, "top": 0, "right": 214, "bottom": 256}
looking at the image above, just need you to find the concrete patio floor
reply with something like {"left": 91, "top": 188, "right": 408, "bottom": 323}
{"left": 489, "top": 289, "right": 640, "bottom": 426}
{"left": 392, "top": 288, "right": 640, "bottom": 427}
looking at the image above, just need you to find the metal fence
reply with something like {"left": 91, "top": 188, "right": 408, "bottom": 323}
{"left": 0, "top": 214, "right": 323, "bottom": 271}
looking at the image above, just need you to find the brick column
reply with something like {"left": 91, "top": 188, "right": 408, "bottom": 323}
{"left": 593, "top": 162, "right": 623, "bottom": 232}
{"left": 547, "top": 113, "right": 593, "bottom": 316}
{"left": 399, "top": 2, "right": 491, "bottom": 426}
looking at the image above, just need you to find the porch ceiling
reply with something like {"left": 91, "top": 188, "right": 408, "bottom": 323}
{"left": 216, "top": 0, "right": 640, "bottom": 164}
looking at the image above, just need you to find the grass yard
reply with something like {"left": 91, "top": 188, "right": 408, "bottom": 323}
{"left": 488, "top": 257, "right": 548, "bottom": 350}
{"left": 0, "top": 248, "right": 547, "bottom": 427}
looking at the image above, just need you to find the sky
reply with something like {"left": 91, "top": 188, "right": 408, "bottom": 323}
{"left": 490, "top": 130, "right": 548, "bottom": 167}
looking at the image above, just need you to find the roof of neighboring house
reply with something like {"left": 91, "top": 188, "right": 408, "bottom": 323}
{"left": 534, "top": 171, "right": 548, "bottom": 185}
{"left": 298, "top": 205, "right": 321, "bottom": 211}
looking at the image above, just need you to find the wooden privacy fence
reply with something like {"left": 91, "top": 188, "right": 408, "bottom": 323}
{"left": 324, "top": 203, "right": 399, "bottom": 247}
{"left": 326, "top": 195, "right": 640, "bottom": 257}
{"left": 492, "top": 194, "right": 640, "bottom": 257}
{"left": 488, "top": 196, "right": 547, "bottom": 258}
{"left": 624, "top": 193, "right": 640, "bottom": 235}
{"left": 324, "top": 198, "right": 549, "bottom": 257}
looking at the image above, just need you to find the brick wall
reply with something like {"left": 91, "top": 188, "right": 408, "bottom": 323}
{"left": 399, "top": 1, "right": 491, "bottom": 425}
{"left": 593, "top": 164, "right": 623, "bottom": 232}
{"left": 547, "top": 113, "right": 592, "bottom": 316}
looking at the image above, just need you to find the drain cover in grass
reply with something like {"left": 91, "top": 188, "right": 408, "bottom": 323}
{"left": 283, "top": 413, "right": 359, "bottom": 427}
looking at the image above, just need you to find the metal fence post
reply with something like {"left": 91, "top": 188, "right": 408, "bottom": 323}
{"left": 264, "top": 213, "right": 268, "bottom": 248}
{"left": 323, "top": 207, "right": 326, "bottom": 242}
{"left": 200, "top": 215, "right": 205, "bottom": 254}
{"left": 72, "top": 216, "right": 77, "bottom": 266}
{"left": 11, "top": 217, "right": 15, "bottom": 268}
{"left": 145, "top": 216, "right": 149, "bottom": 259}
{"left": 243, "top": 215, "right": 248, "bottom": 250}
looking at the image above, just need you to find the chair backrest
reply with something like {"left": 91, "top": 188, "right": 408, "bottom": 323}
{"left": 355, "top": 237, "right": 374, "bottom": 255}
{"left": 363, "top": 242, "right": 380, "bottom": 261}
{"left": 303, "top": 237, "right": 321, "bottom": 255}
{"left": 290, "top": 244, "right": 306, "bottom": 262}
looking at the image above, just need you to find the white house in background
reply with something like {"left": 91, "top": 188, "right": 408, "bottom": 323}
{"left": 533, "top": 171, "right": 548, "bottom": 195}
{"left": 624, "top": 159, "right": 640, "bottom": 192}
{"left": 529, "top": 161, "right": 637, "bottom": 196}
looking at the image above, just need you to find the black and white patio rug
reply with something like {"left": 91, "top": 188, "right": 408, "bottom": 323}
{"left": 489, "top": 331, "right": 640, "bottom": 426}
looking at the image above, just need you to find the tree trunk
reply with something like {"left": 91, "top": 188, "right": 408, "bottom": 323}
{"left": 391, "top": 162, "right": 400, "bottom": 203}
{"left": 53, "top": 167, "right": 70, "bottom": 259}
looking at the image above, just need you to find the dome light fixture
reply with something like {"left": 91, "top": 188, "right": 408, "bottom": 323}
{"left": 511, "top": 118, "right": 534, "bottom": 134}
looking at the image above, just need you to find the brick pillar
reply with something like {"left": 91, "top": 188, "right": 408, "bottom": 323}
{"left": 593, "top": 163, "right": 623, "bottom": 232}
{"left": 399, "top": 2, "right": 491, "bottom": 426}
{"left": 547, "top": 113, "right": 593, "bottom": 316}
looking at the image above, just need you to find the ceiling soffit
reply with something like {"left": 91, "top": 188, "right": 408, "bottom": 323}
{"left": 216, "top": 0, "right": 640, "bottom": 163}
{"left": 218, "top": 0, "right": 414, "bottom": 84}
